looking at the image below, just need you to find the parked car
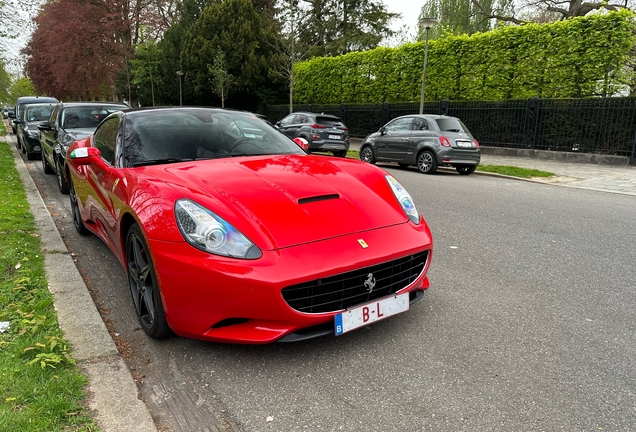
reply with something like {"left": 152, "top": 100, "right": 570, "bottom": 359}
{"left": 360, "top": 114, "right": 481, "bottom": 175}
{"left": 39, "top": 101, "right": 129, "bottom": 193}
{"left": 65, "top": 107, "right": 433, "bottom": 343}
{"left": 275, "top": 111, "right": 350, "bottom": 157}
{"left": 13, "top": 95, "right": 59, "bottom": 135}
{"left": 14, "top": 102, "right": 56, "bottom": 160}
{"left": 2, "top": 107, "right": 14, "bottom": 119}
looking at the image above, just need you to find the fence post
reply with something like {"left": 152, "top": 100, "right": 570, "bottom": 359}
{"left": 522, "top": 98, "right": 540, "bottom": 149}
{"left": 340, "top": 103, "right": 346, "bottom": 123}
{"left": 439, "top": 99, "right": 449, "bottom": 116}
{"left": 631, "top": 131, "right": 636, "bottom": 165}
{"left": 381, "top": 102, "right": 390, "bottom": 125}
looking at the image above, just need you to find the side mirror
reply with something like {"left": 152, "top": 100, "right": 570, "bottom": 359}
{"left": 380, "top": 126, "right": 386, "bottom": 135}
{"left": 69, "top": 147, "right": 103, "bottom": 166}
{"left": 38, "top": 121, "right": 52, "bottom": 131}
{"left": 12, "top": 118, "right": 22, "bottom": 124}
{"left": 293, "top": 137, "right": 309, "bottom": 151}
{"left": 8, "top": 112, "right": 15, "bottom": 119}
{"left": 275, "top": 121, "right": 281, "bottom": 128}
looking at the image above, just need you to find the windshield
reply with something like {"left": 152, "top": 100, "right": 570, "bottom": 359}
{"left": 62, "top": 105, "right": 128, "bottom": 129}
{"left": 24, "top": 104, "right": 54, "bottom": 122}
{"left": 123, "top": 108, "right": 305, "bottom": 167}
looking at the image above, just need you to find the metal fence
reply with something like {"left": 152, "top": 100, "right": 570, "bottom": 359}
{"left": 264, "top": 98, "right": 636, "bottom": 163}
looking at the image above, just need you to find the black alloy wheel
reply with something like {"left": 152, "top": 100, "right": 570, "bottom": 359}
{"left": 333, "top": 150, "right": 347, "bottom": 157}
{"left": 69, "top": 178, "right": 90, "bottom": 235}
{"left": 417, "top": 150, "right": 438, "bottom": 174}
{"left": 126, "top": 224, "right": 170, "bottom": 338}
{"left": 360, "top": 146, "right": 375, "bottom": 164}
{"left": 456, "top": 165, "right": 477, "bottom": 175}
{"left": 56, "top": 159, "right": 69, "bottom": 194}
{"left": 42, "top": 152, "right": 54, "bottom": 174}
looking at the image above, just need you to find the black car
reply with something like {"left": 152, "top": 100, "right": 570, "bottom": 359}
{"left": 39, "top": 101, "right": 129, "bottom": 193}
{"left": 275, "top": 112, "right": 350, "bottom": 157}
{"left": 13, "top": 95, "right": 59, "bottom": 135}
{"left": 14, "top": 103, "right": 57, "bottom": 160}
{"left": 360, "top": 114, "right": 481, "bottom": 175}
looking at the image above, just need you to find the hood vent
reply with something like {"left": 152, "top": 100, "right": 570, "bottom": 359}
{"left": 298, "top": 194, "right": 340, "bottom": 205}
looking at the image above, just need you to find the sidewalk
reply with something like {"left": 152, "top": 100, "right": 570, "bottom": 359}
{"left": 1, "top": 132, "right": 157, "bottom": 432}
{"left": 349, "top": 138, "right": 636, "bottom": 197}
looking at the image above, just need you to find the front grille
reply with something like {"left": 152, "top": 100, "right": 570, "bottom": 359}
{"left": 281, "top": 251, "right": 429, "bottom": 314}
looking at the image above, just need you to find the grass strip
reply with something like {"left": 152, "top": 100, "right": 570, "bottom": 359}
{"left": 0, "top": 127, "right": 97, "bottom": 431}
{"left": 476, "top": 164, "right": 554, "bottom": 178}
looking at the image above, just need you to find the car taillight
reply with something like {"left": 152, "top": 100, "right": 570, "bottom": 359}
{"left": 440, "top": 136, "right": 451, "bottom": 147}
{"left": 310, "top": 124, "right": 327, "bottom": 129}
{"left": 341, "top": 127, "right": 348, "bottom": 131}
{"left": 474, "top": 139, "right": 480, "bottom": 148}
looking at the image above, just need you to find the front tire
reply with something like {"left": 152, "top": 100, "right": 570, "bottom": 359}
{"left": 42, "top": 153, "right": 54, "bottom": 174}
{"left": 456, "top": 165, "right": 477, "bottom": 175}
{"left": 56, "top": 159, "right": 70, "bottom": 194}
{"left": 417, "top": 150, "right": 438, "bottom": 174}
{"left": 126, "top": 224, "right": 170, "bottom": 339}
{"left": 360, "top": 145, "right": 376, "bottom": 164}
{"left": 69, "top": 177, "right": 90, "bottom": 235}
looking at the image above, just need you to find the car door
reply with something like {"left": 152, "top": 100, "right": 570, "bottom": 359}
{"left": 375, "top": 117, "right": 414, "bottom": 160}
{"left": 86, "top": 116, "right": 126, "bottom": 249}
{"left": 40, "top": 105, "right": 59, "bottom": 167}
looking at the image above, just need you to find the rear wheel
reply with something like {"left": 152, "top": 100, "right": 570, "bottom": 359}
{"left": 456, "top": 165, "right": 477, "bottom": 175}
{"left": 56, "top": 159, "right": 69, "bottom": 194}
{"left": 42, "top": 152, "right": 54, "bottom": 174}
{"left": 417, "top": 150, "right": 438, "bottom": 174}
{"left": 333, "top": 150, "right": 347, "bottom": 157}
{"left": 69, "top": 177, "right": 90, "bottom": 235}
{"left": 126, "top": 224, "right": 170, "bottom": 339}
{"left": 360, "top": 146, "right": 375, "bottom": 164}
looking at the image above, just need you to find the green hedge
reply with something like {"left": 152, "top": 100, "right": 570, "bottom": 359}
{"left": 294, "top": 10, "right": 636, "bottom": 103}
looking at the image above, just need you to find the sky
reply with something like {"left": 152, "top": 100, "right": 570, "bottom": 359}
{"left": 383, "top": 0, "right": 424, "bottom": 35}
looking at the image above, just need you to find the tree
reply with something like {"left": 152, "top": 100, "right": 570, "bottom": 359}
{"left": 296, "top": 0, "right": 399, "bottom": 57}
{"left": 131, "top": 40, "right": 163, "bottom": 106}
{"left": 417, "top": 0, "right": 515, "bottom": 40}
{"left": 180, "top": 0, "right": 279, "bottom": 109}
{"left": 8, "top": 77, "right": 35, "bottom": 103}
{"left": 0, "top": 60, "right": 11, "bottom": 104}
{"left": 208, "top": 50, "right": 233, "bottom": 107}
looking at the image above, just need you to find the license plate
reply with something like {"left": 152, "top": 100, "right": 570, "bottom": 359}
{"left": 334, "top": 293, "right": 409, "bottom": 335}
{"left": 456, "top": 141, "right": 473, "bottom": 148}
{"left": 328, "top": 134, "right": 341, "bottom": 140}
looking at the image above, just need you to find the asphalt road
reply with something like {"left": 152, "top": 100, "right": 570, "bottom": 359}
{"left": 20, "top": 147, "right": 636, "bottom": 431}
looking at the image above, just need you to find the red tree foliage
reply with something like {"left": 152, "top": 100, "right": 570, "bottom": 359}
{"left": 24, "top": 0, "right": 130, "bottom": 100}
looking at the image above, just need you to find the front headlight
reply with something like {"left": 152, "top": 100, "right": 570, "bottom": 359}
{"left": 386, "top": 175, "right": 420, "bottom": 224}
{"left": 26, "top": 128, "right": 39, "bottom": 138}
{"left": 175, "top": 199, "right": 262, "bottom": 259}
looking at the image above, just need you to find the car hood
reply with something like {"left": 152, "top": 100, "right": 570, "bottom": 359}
{"left": 151, "top": 155, "right": 408, "bottom": 249}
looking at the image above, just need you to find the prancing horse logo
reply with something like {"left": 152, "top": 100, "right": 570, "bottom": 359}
{"left": 364, "top": 273, "right": 376, "bottom": 292}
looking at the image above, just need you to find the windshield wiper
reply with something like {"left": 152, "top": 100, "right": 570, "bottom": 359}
{"left": 131, "top": 158, "right": 193, "bottom": 167}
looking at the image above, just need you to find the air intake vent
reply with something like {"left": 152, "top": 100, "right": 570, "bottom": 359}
{"left": 298, "top": 194, "right": 340, "bottom": 204}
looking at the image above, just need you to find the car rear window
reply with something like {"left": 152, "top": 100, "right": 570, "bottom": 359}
{"left": 316, "top": 116, "right": 342, "bottom": 126}
{"left": 435, "top": 118, "right": 467, "bottom": 133}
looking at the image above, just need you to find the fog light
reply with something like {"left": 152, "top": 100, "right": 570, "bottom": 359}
{"left": 33, "top": 146, "right": 41, "bottom": 151}
{"left": 443, "top": 158, "right": 450, "bottom": 163}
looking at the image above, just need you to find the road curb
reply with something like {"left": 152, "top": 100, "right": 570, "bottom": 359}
{"left": 3, "top": 135, "right": 157, "bottom": 432}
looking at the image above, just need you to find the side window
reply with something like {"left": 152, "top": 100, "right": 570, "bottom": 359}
{"left": 385, "top": 118, "right": 414, "bottom": 132}
{"left": 279, "top": 115, "right": 295, "bottom": 126}
{"left": 293, "top": 114, "right": 306, "bottom": 124}
{"left": 412, "top": 118, "right": 429, "bottom": 131}
{"left": 93, "top": 117, "right": 120, "bottom": 165}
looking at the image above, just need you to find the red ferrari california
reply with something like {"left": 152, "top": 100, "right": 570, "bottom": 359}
{"left": 65, "top": 107, "right": 433, "bottom": 343}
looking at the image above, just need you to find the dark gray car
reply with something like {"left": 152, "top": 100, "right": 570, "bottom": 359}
{"left": 275, "top": 112, "right": 350, "bottom": 157}
{"left": 39, "top": 101, "right": 129, "bottom": 193}
{"left": 360, "top": 114, "right": 480, "bottom": 175}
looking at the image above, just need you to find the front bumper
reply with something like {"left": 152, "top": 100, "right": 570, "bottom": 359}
{"left": 23, "top": 135, "right": 42, "bottom": 154}
{"left": 148, "top": 221, "right": 433, "bottom": 343}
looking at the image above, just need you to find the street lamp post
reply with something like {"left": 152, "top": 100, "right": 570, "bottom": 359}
{"left": 176, "top": 71, "right": 184, "bottom": 106}
{"left": 110, "top": 85, "right": 115, "bottom": 102}
{"left": 419, "top": 18, "right": 438, "bottom": 115}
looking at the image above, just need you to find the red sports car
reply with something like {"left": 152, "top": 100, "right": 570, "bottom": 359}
{"left": 65, "top": 107, "right": 434, "bottom": 343}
